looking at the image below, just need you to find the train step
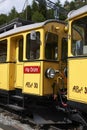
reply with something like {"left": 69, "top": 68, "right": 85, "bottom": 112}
{"left": 7, "top": 104, "right": 25, "bottom": 111}
{"left": 11, "top": 95, "right": 23, "bottom": 100}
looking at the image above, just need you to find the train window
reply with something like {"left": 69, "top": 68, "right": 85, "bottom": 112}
{"left": 45, "top": 32, "right": 58, "bottom": 60}
{"left": 0, "top": 39, "right": 7, "bottom": 62}
{"left": 72, "top": 16, "right": 87, "bottom": 56}
{"left": 19, "top": 39, "right": 23, "bottom": 62}
{"left": 61, "top": 38, "right": 68, "bottom": 61}
{"left": 26, "top": 32, "right": 40, "bottom": 60}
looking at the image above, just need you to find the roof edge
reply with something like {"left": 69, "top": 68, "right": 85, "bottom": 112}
{"left": 68, "top": 5, "right": 87, "bottom": 20}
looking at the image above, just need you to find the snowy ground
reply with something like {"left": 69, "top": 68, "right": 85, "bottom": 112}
{"left": 0, "top": 108, "right": 34, "bottom": 130}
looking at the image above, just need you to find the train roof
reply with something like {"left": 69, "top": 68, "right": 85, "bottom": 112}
{"left": 0, "top": 19, "right": 65, "bottom": 39}
{"left": 68, "top": 5, "right": 87, "bottom": 20}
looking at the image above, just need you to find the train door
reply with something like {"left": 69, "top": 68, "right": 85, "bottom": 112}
{"left": 15, "top": 37, "right": 23, "bottom": 90}
{"left": 10, "top": 36, "right": 23, "bottom": 90}
{"left": 23, "top": 31, "right": 41, "bottom": 95}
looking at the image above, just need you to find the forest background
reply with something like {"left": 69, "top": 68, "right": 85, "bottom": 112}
{"left": 0, "top": 0, "right": 87, "bottom": 25}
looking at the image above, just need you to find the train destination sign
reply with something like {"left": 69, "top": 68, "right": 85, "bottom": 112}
{"left": 24, "top": 66, "right": 40, "bottom": 73}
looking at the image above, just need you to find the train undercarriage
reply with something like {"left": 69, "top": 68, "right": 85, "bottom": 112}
{"left": 0, "top": 88, "right": 86, "bottom": 129}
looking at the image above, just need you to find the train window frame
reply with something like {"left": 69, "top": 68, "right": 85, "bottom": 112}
{"left": 61, "top": 38, "right": 68, "bottom": 61}
{"left": 45, "top": 32, "right": 58, "bottom": 60}
{"left": 26, "top": 31, "right": 40, "bottom": 60}
{"left": 71, "top": 16, "right": 87, "bottom": 56}
{"left": 18, "top": 38, "right": 23, "bottom": 62}
{"left": 0, "top": 39, "right": 7, "bottom": 62}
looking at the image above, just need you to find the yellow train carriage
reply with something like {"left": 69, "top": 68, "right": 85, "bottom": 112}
{"left": 67, "top": 5, "right": 87, "bottom": 115}
{"left": 0, "top": 6, "right": 87, "bottom": 126}
{"left": 0, "top": 19, "right": 67, "bottom": 107}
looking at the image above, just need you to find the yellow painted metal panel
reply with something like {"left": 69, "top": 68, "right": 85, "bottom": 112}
{"left": 23, "top": 62, "right": 41, "bottom": 95}
{"left": 68, "top": 58, "right": 87, "bottom": 103}
{"left": 0, "top": 63, "right": 15, "bottom": 90}
{"left": 0, "top": 64, "right": 8, "bottom": 90}
{"left": 9, "top": 63, "right": 15, "bottom": 90}
{"left": 15, "top": 63, "right": 23, "bottom": 89}
{"left": 43, "top": 62, "right": 59, "bottom": 95}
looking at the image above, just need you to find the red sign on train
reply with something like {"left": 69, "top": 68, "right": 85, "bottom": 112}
{"left": 24, "top": 66, "right": 40, "bottom": 73}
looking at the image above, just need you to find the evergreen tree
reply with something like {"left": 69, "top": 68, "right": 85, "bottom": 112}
{"left": 0, "top": 0, "right": 87, "bottom": 25}
{"left": 0, "top": 14, "right": 7, "bottom": 25}
{"left": 21, "top": 5, "right": 32, "bottom": 20}
{"left": 56, "top": 0, "right": 62, "bottom": 7}
{"left": 38, "top": 0, "right": 47, "bottom": 19}
{"left": 32, "top": 0, "right": 39, "bottom": 13}
{"left": 64, "top": 0, "right": 70, "bottom": 11}
{"left": 47, "top": 9, "right": 54, "bottom": 19}
{"left": 73, "top": 0, "right": 87, "bottom": 8}
{"left": 8, "top": 7, "right": 19, "bottom": 22}
{"left": 56, "top": 0, "right": 67, "bottom": 20}
{"left": 32, "top": 11, "right": 45, "bottom": 22}
{"left": 69, "top": 1, "right": 76, "bottom": 11}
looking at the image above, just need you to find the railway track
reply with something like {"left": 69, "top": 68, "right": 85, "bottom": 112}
{"left": 0, "top": 107, "right": 83, "bottom": 130}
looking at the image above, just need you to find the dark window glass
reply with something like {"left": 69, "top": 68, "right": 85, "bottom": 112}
{"left": 61, "top": 38, "right": 68, "bottom": 61}
{"left": 19, "top": 39, "right": 23, "bottom": 61}
{"left": 26, "top": 32, "right": 40, "bottom": 59}
{"left": 0, "top": 40, "right": 7, "bottom": 62}
{"left": 45, "top": 32, "right": 58, "bottom": 60}
{"left": 72, "top": 16, "right": 87, "bottom": 56}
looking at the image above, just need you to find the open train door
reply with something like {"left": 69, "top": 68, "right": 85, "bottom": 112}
{"left": 10, "top": 36, "right": 24, "bottom": 90}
